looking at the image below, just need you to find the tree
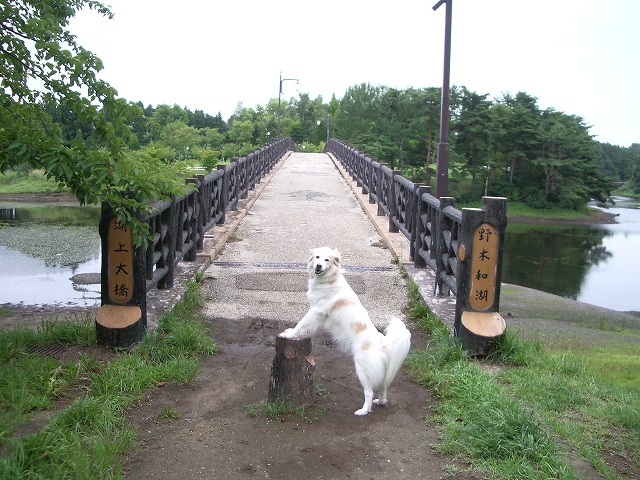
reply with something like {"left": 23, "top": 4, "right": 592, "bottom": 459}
{"left": 453, "top": 87, "right": 492, "bottom": 181}
{"left": 498, "top": 92, "right": 541, "bottom": 190}
{"left": 334, "top": 83, "right": 382, "bottom": 145}
{"left": 162, "top": 121, "right": 201, "bottom": 159}
{"left": 533, "top": 110, "right": 610, "bottom": 208}
{"left": 1, "top": 0, "right": 190, "bottom": 240}
{"left": 152, "top": 104, "right": 190, "bottom": 127}
{"left": 226, "top": 119, "right": 255, "bottom": 145}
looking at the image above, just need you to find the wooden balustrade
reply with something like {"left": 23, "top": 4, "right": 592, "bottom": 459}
{"left": 325, "top": 138, "right": 507, "bottom": 356}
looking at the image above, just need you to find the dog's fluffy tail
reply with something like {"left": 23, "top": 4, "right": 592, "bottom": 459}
{"left": 383, "top": 316, "right": 411, "bottom": 386}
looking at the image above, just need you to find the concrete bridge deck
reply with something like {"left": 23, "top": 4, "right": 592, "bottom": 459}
{"left": 198, "top": 151, "right": 454, "bottom": 332}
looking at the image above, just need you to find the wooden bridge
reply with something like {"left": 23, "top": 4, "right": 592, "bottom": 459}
{"left": 97, "top": 138, "right": 508, "bottom": 356}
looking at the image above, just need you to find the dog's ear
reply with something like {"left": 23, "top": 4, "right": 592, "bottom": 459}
{"left": 332, "top": 249, "right": 342, "bottom": 266}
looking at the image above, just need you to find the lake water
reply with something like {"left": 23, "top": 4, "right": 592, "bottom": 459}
{"left": 1, "top": 197, "right": 639, "bottom": 312}
{"left": 502, "top": 196, "right": 640, "bottom": 312}
{"left": 0, "top": 201, "right": 101, "bottom": 307}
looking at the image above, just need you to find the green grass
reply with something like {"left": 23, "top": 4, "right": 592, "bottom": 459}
{"left": 0, "top": 313, "right": 97, "bottom": 362}
{"left": 550, "top": 342, "right": 640, "bottom": 392}
{"left": 457, "top": 200, "right": 610, "bottom": 223}
{"left": 0, "top": 169, "right": 66, "bottom": 194}
{"left": 404, "top": 279, "right": 640, "bottom": 479}
{"left": 0, "top": 280, "right": 216, "bottom": 479}
{"left": 506, "top": 201, "right": 606, "bottom": 222}
{"left": 155, "top": 405, "right": 181, "bottom": 423}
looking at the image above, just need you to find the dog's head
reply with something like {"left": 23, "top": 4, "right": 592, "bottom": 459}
{"left": 308, "top": 247, "right": 341, "bottom": 278}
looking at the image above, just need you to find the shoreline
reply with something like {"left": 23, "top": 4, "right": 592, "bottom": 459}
{"left": 0, "top": 192, "right": 81, "bottom": 204}
{"left": 0, "top": 193, "right": 620, "bottom": 225}
{"left": 509, "top": 208, "right": 618, "bottom": 225}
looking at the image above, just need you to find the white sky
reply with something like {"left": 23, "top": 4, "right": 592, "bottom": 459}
{"left": 69, "top": 0, "right": 639, "bottom": 147}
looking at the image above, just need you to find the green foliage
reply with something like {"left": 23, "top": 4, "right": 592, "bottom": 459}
{"left": 195, "top": 146, "right": 221, "bottom": 172}
{"left": 334, "top": 86, "right": 621, "bottom": 210}
{"left": 1, "top": 1, "right": 192, "bottom": 243}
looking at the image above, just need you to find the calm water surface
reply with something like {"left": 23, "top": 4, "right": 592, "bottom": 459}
{"left": 0, "top": 201, "right": 101, "bottom": 306}
{"left": 503, "top": 196, "right": 640, "bottom": 312}
{"left": 1, "top": 197, "right": 639, "bottom": 311}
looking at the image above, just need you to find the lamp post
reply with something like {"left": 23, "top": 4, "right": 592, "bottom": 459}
{"left": 277, "top": 72, "right": 300, "bottom": 138}
{"left": 433, "top": 0, "right": 452, "bottom": 198}
{"left": 316, "top": 115, "right": 330, "bottom": 143}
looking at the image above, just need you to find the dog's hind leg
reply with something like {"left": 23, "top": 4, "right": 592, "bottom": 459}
{"left": 354, "top": 364, "right": 374, "bottom": 415}
{"left": 354, "top": 387, "right": 373, "bottom": 416}
{"left": 373, "top": 386, "right": 388, "bottom": 407}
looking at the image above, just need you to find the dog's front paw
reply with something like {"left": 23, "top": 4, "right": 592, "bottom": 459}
{"left": 279, "top": 328, "right": 295, "bottom": 338}
{"left": 373, "top": 398, "right": 388, "bottom": 406}
{"left": 354, "top": 408, "right": 370, "bottom": 416}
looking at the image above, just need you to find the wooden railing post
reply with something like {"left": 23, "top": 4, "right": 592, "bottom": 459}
{"left": 388, "top": 171, "right": 401, "bottom": 233}
{"left": 218, "top": 164, "right": 230, "bottom": 224}
{"left": 435, "top": 197, "right": 456, "bottom": 296}
{"left": 453, "top": 196, "right": 508, "bottom": 356}
{"left": 96, "top": 206, "right": 147, "bottom": 348}
{"left": 158, "top": 199, "right": 176, "bottom": 290}
{"left": 196, "top": 174, "right": 206, "bottom": 250}
{"left": 414, "top": 186, "right": 430, "bottom": 269}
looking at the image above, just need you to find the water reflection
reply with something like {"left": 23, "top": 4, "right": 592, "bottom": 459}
{"left": 1, "top": 202, "right": 99, "bottom": 226}
{"left": 0, "top": 201, "right": 101, "bottom": 306}
{"left": 503, "top": 197, "right": 640, "bottom": 311}
{"left": 503, "top": 225, "right": 612, "bottom": 300}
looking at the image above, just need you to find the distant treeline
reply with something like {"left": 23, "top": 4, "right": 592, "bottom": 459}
{"left": 44, "top": 84, "right": 640, "bottom": 209}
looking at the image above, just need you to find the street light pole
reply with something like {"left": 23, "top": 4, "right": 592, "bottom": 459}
{"left": 433, "top": 0, "right": 452, "bottom": 198}
{"left": 277, "top": 72, "right": 299, "bottom": 138}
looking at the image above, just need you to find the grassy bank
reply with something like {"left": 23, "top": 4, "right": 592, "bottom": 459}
{"left": 0, "top": 169, "right": 66, "bottom": 195}
{"left": 506, "top": 202, "right": 616, "bottom": 223}
{"left": 0, "top": 281, "right": 215, "bottom": 479}
{"left": 404, "top": 282, "right": 639, "bottom": 480}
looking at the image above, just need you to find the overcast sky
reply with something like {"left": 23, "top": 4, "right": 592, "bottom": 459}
{"left": 69, "top": 0, "right": 639, "bottom": 147}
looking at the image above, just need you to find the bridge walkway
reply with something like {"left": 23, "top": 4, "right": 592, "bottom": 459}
{"left": 124, "top": 152, "right": 458, "bottom": 479}
{"left": 200, "top": 151, "right": 432, "bottom": 329}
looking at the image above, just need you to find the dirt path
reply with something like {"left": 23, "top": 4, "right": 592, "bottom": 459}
{"left": 122, "top": 313, "right": 463, "bottom": 480}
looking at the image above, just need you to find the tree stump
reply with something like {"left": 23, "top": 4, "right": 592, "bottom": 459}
{"left": 95, "top": 305, "right": 145, "bottom": 349}
{"left": 459, "top": 311, "right": 506, "bottom": 357}
{"left": 268, "top": 335, "right": 315, "bottom": 406}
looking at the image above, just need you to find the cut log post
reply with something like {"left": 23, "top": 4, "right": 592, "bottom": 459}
{"left": 268, "top": 335, "right": 315, "bottom": 406}
{"left": 453, "top": 197, "right": 508, "bottom": 357}
{"left": 95, "top": 305, "right": 144, "bottom": 349}
{"left": 98, "top": 206, "right": 147, "bottom": 349}
{"left": 459, "top": 311, "right": 506, "bottom": 357}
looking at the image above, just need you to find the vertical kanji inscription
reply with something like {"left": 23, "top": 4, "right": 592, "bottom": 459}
{"left": 108, "top": 218, "right": 134, "bottom": 304}
{"left": 469, "top": 223, "right": 499, "bottom": 310}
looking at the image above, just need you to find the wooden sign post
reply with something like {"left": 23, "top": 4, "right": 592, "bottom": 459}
{"left": 454, "top": 197, "right": 507, "bottom": 356}
{"left": 96, "top": 207, "right": 147, "bottom": 348}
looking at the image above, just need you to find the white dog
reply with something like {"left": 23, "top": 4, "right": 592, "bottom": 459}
{"left": 280, "top": 247, "right": 411, "bottom": 415}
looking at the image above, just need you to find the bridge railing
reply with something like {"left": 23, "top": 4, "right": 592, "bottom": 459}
{"left": 97, "top": 137, "right": 293, "bottom": 348}
{"left": 326, "top": 138, "right": 508, "bottom": 356}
